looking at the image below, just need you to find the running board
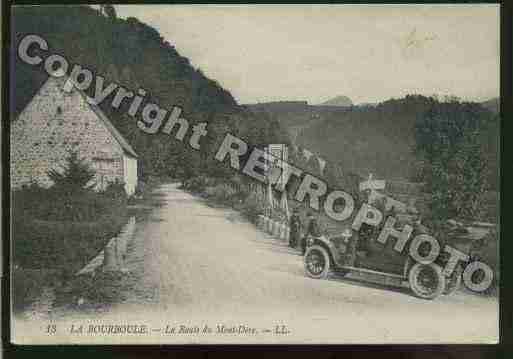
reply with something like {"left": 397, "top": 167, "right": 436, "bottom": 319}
{"left": 343, "top": 266, "right": 405, "bottom": 279}
{"left": 336, "top": 266, "right": 408, "bottom": 287}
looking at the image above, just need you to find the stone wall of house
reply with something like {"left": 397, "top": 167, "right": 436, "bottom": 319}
{"left": 10, "top": 77, "right": 125, "bottom": 190}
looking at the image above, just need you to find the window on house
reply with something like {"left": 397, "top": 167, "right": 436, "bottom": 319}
{"left": 56, "top": 106, "right": 62, "bottom": 115}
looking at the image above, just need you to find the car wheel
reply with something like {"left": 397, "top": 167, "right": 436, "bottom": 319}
{"left": 443, "top": 264, "right": 462, "bottom": 295}
{"left": 409, "top": 262, "right": 446, "bottom": 300}
{"left": 304, "top": 245, "right": 330, "bottom": 279}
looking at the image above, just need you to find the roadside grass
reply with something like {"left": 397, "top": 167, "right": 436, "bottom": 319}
{"left": 11, "top": 182, "right": 130, "bottom": 312}
{"left": 181, "top": 175, "right": 351, "bottom": 236}
{"left": 182, "top": 176, "right": 265, "bottom": 222}
{"left": 127, "top": 175, "right": 171, "bottom": 209}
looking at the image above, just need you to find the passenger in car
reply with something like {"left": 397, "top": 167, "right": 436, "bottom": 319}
{"left": 301, "top": 212, "right": 321, "bottom": 255}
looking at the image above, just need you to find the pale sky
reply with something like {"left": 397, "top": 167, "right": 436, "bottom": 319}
{"left": 114, "top": 4, "right": 499, "bottom": 105}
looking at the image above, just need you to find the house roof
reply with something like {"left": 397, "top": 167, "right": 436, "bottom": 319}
{"left": 87, "top": 101, "right": 139, "bottom": 159}
{"left": 74, "top": 86, "right": 138, "bottom": 159}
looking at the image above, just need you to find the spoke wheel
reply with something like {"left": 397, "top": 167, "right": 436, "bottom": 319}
{"left": 304, "top": 245, "right": 330, "bottom": 279}
{"left": 409, "top": 263, "right": 445, "bottom": 300}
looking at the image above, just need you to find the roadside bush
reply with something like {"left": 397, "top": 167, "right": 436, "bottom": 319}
{"left": 102, "top": 178, "right": 128, "bottom": 204}
{"left": 241, "top": 192, "right": 265, "bottom": 222}
{"left": 133, "top": 176, "right": 158, "bottom": 197}
{"left": 182, "top": 176, "right": 210, "bottom": 193}
{"left": 270, "top": 207, "right": 288, "bottom": 223}
{"left": 204, "top": 184, "right": 238, "bottom": 204}
{"left": 229, "top": 175, "right": 251, "bottom": 201}
{"left": 11, "top": 182, "right": 47, "bottom": 218}
{"left": 12, "top": 211, "right": 127, "bottom": 272}
{"left": 21, "top": 188, "right": 121, "bottom": 222}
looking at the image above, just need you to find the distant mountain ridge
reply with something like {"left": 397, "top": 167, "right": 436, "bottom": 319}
{"left": 318, "top": 95, "right": 353, "bottom": 107}
{"left": 245, "top": 101, "right": 353, "bottom": 143}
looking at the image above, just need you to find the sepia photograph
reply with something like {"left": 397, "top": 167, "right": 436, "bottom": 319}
{"left": 8, "top": 4, "right": 500, "bottom": 344}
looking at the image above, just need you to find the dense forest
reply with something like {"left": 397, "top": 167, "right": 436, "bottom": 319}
{"left": 255, "top": 96, "right": 499, "bottom": 191}
{"left": 11, "top": 5, "right": 290, "bottom": 180}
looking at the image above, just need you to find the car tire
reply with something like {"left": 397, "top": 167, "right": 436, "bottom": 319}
{"left": 304, "top": 245, "right": 331, "bottom": 279}
{"left": 409, "top": 262, "right": 446, "bottom": 300}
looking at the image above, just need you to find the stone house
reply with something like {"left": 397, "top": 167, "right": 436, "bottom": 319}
{"left": 10, "top": 76, "right": 138, "bottom": 196}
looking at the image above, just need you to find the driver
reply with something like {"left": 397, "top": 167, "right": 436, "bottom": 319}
{"left": 301, "top": 212, "right": 321, "bottom": 255}
{"left": 289, "top": 208, "right": 302, "bottom": 249}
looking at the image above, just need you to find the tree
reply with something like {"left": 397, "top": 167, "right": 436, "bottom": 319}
{"left": 415, "top": 99, "right": 492, "bottom": 220}
{"left": 47, "top": 151, "right": 96, "bottom": 192}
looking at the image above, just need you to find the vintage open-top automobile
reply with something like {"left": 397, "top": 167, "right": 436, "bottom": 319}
{"left": 303, "top": 225, "right": 464, "bottom": 300}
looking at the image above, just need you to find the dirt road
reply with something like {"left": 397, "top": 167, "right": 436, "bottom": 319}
{"left": 13, "top": 183, "right": 498, "bottom": 344}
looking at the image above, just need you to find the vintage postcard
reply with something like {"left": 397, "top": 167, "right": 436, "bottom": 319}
{"left": 9, "top": 4, "right": 499, "bottom": 344}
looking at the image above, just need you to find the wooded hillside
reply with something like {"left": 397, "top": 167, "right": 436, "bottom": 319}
{"left": 11, "top": 5, "right": 290, "bottom": 180}
{"left": 252, "top": 96, "right": 499, "bottom": 190}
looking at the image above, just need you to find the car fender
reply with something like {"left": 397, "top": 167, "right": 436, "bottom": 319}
{"left": 314, "top": 236, "right": 345, "bottom": 268}
{"left": 403, "top": 256, "right": 413, "bottom": 278}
